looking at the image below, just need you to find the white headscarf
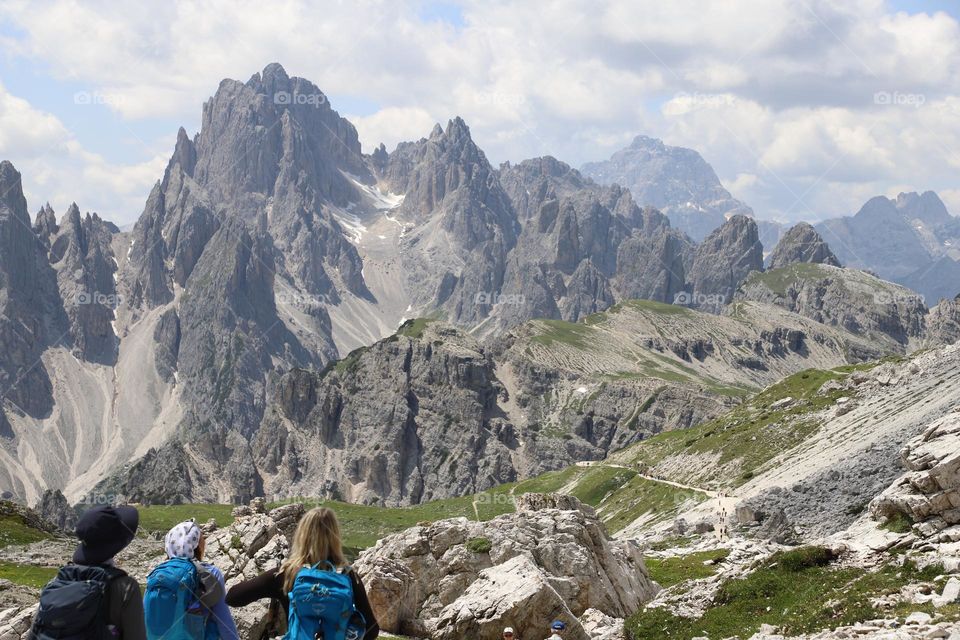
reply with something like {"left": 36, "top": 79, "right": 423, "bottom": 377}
{"left": 164, "top": 519, "right": 202, "bottom": 559}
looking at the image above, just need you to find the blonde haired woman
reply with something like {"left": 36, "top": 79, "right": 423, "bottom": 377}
{"left": 226, "top": 507, "right": 379, "bottom": 639}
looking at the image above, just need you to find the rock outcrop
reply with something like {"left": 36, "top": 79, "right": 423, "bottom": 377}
{"left": 381, "top": 117, "right": 519, "bottom": 326}
{"left": 0, "top": 161, "right": 61, "bottom": 424}
{"left": 203, "top": 502, "right": 305, "bottom": 638}
{"left": 0, "top": 500, "right": 58, "bottom": 537}
{"left": 48, "top": 204, "right": 119, "bottom": 364}
{"left": 354, "top": 493, "right": 659, "bottom": 639}
{"left": 767, "top": 223, "right": 840, "bottom": 270}
{"left": 34, "top": 489, "right": 79, "bottom": 531}
{"left": 870, "top": 410, "right": 960, "bottom": 539}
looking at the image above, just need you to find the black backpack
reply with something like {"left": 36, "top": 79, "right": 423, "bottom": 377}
{"left": 31, "top": 564, "right": 125, "bottom": 639}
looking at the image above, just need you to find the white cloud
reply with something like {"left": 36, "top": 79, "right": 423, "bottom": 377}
{"left": 0, "top": 82, "right": 166, "bottom": 224}
{"left": 0, "top": 0, "right": 957, "bottom": 225}
{"left": 939, "top": 189, "right": 960, "bottom": 216}
{"left": 0, "top": 82, "right": 70, "bottom": 155}
{"left": 350, "top": 107, "right": 438, "bottom": 153}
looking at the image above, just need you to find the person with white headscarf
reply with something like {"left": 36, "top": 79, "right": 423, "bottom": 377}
{"left": 156, "top": 519, "right": 239, "bottom": 640}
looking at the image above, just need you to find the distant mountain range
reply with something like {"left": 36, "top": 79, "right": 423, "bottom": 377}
{"left": 816, "top": 191, "right": 960, "bottom": 303}
{"left": 584, "top": 136, "right": 959, "bottom": 304}
{"left": 0, "top": 63, "right": 957, "bottom": 508}
{"left": 581, "top": 135, "right": 755, "bottom": 243}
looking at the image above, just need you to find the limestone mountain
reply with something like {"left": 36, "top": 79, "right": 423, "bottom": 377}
{"left": 581, "top": 135, "right": 754, "bottom": 241}
{"left": 816, "top": 191, "right": 960, "bottom": 304}
{"left": 0, "top": 63, "right": 945, "bottom": 509}
{"left": 374, "top": 116, "right": 519, "bottom": 327}
{"left": 490, "top": 157, "right": 690, "bottom": 332}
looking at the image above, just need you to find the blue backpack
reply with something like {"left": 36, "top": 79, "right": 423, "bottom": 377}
{"left": 144, "top": 557, "right": 208, "bottom": 640}
{"left": 285, "top": 562, "right": 365, "bottom": 640}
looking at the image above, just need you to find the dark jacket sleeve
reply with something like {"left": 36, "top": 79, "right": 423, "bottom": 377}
{"left": 350, "top": 571, "right": 380, "bottom": 640}
{"left": 116, "top": 577, "right": 147, "bottom": 640}
{"left": 225, "top": 568, "right": 286, "bottom": 608}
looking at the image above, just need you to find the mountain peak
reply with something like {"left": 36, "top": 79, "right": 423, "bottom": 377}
{"left": 629, "top": 134, "right": 664, "bottom": 149}
{"left": 0, "top": 160, "right": 22, "bottom": 194}
{"left": 768, "top": 222, "right": 841, "bottom": 270}
{"left": 896, "top": 190, "right": 952, "bottom": 226}
{"left": 261, "top": 62, "right": 290, "bottom": 83}
{"left": 63, "top": 202, "right": 81, "bottom": 226}
{"left": 582, "top": 136, "right": 752, "bottom": 241}
{"left": 166, "top": 126, "right": 197, "bottom": 181}
{"left": 0, "top": 161, "right": 27, "bottom": 218}
{"left": 445, "top": 116, "right": 471, "bottom": 139}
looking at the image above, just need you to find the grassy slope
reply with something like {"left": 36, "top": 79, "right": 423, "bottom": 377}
{"left": 744, "top": 263, "right": 838, "bottom": 296}
{"left": 0, "top": 561, "right": 58, "bottom": 588}
{"left": 645, "top": 549, "right": 729, "bottom": 587}
{"left": 132, "top": 461, "right": 696, "bottom": 550}
{"left": 628, "top": 548, "right": 960, "bottom": 639}
{"left": 608, "top": 362, "right": 888, "bottom": 488}
{"left": 528, "top": 301, "right": 754, "bottom": 397}
{"left": 0, "top": 515, "right": 53, "bottom": 548}
{"left": 0, "top": 507, "right": 57, "bottom": 588}
{"left": 744, "top": 262, "right": 908, "bottom": 299}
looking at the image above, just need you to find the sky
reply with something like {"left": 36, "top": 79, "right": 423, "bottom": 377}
{"left": 0, "top": 0, "right": 958, "bottom": 227}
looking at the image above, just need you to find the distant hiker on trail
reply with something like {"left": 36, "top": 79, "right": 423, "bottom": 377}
{"left": 144, "top": 519, "right": 239, "bottom": 640}
{"left": 503, "top": 626, "right": 516, "bottom": 639}
{"left": 226, "top": 506, "right": 379, "bottom": 639}
{"left": 29, "top": 505, "right": 146, "bottom": 640}
{"left": 547, "top": 620, "right": 566, "bottom": 639}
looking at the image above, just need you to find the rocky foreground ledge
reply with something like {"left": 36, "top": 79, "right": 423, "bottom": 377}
{"left": 0, "top": 494, "right": 658, "bottom": 640}
{"left": 354, "top": 493, "right": 659, "bottom": 639}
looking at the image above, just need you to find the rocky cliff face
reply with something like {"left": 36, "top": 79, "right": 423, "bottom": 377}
{"left": 354, "top": 493, "right": 659, "bottom": 639}
{"left": 254, "top": 322, "right": 516, "bottom": 505}
{"left": 688, "top": 215, "right": 764, "bottom": 312}
{"left": 99, "top": 289, "right": 880, "bottom": 505}
{"left": 33, "top": 489, "right": 80, "bottom": 531}
{"left": 581, "top": 135, "right": 753, "bottom": 241}
{"left": 766, "top": 222, "right": 840, "bottom": 270}
{"left": 613, "top": 211, "right": 690, "bottom": 305}
{"left": 735, "top": 263, "right": 928, "bottom": 350}
{"left": 0, "top": 162, "right": 62, "bottom": 427}
{"left": 379, "top": 117, "right": 519, "bottom": 325}
{"left": 926, "top": 296, "right": 960, "bottom": 347}
{"left": 490, "top": 158, "right": 690, "bottom": 331}
{"left": 49, "top": 204, "right": 119, "bottom": 364}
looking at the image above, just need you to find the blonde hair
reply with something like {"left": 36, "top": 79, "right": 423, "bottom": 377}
{"left": 280, "top": 507, "right": 347, "bottom": 592}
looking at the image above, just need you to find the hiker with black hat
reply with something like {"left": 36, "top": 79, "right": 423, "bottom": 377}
{"left": 29, "top": 504, "right": 146, "bottom": 640}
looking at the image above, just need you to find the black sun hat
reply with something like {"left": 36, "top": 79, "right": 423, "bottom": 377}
{"left": 72, "top": 505, "right": 139, "bottom": 565}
